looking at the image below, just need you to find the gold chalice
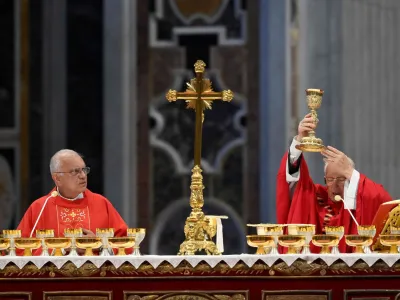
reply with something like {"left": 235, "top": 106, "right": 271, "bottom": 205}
{"left": 108, "top": 237, "right": 135, "bottom": 256}
{"left": 247, "top": 224, "right": 285, "bottom": 254}
{"left": 295, "top": 88, "right": 325, "bottom": 152}
{"left": 75, "top": 237, "right": 102, "bottom": 256}
{"left": 64, "top": 228, "right": 83, "bottom": 256}
{"left": 96, "top": 228, "right": 114, "bottom": 256}
{"left": 312, "top": 234, "right": 339, "bottom": 254}
{"left": 379, "top": 234, "right": 400, "bottom": 254}
{"left": 325, "top": 226, "right": 344, "bottom": 254}
{"left": 45, "top": 238, "right": 71, "bottom": 256}
{"left": 278, "top": 235, "right": 305, "bottom": 254}
{"left": 14, "top": 238, "right": 41, "bottom": 256}
{"left": 3, "top": 229, "right": 21, "bottom": 257}
{"left": 127, "top": 228, "right": 146, "bottom": 256}
{"left": 246, "top": 235, "right": 275, "bottom": 255}
{"left": 357, "top": 225, "right": 376, "bottom": 254}
{"left": 288, "top": 224, "right": 315, "bottom": 254}
{"left": 345, "top": 235, "right": 372, "bottom": 254}
{"left": 36, "top": 229, "right": 54, "bottom": 256}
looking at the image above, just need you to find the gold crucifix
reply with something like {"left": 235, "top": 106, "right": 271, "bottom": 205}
{"left": 166, "top": 60, "right": 233, "bottom": 255}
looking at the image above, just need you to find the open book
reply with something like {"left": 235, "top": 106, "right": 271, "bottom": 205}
{"left": 371, "top": 199, "right": 400, "bottom": 249}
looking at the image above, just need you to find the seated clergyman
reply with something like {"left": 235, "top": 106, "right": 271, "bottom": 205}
{"left": 17, "top": 149, "right": 128, "bottom": 255}
{"left": 276, "top": 114, "right": 392, "bottom": 252}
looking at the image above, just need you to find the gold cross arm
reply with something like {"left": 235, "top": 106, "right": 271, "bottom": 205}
{"left": 166, "top": 89, "right": 233, "bottom": 102}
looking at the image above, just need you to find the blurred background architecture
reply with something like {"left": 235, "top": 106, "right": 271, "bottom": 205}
{"left": 0, "top": 0, "right": 399, "bottom": 254}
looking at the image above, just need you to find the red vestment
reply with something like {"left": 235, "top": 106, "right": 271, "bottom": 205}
{"left": 276, "top": 152, "right": 392, "bottom": 253}
{"left": 16, "top": 188, "right": 128, "bottom": 255}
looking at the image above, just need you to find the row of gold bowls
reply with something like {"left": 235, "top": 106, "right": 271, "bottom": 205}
{"left": 246, "top": 224, "right": 400, "bottom": 254}
{"left": 0, "top": 228, "right": 146, "bottom": 256}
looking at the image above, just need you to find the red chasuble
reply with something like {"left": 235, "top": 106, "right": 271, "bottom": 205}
{"left": 16, "top": 189, "right": 128, "bottom": 255}
{"left": 276, "top": 152, "right": 392, "bottom": 253}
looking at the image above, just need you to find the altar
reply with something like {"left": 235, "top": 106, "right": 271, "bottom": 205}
{"left": 0, "top": 254, "right": 400, "bottom": 300}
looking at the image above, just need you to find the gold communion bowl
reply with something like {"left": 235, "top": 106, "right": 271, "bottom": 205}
{"left": 379, "top": 234, "right": 400, "bottom": 254}
{"left": 312, "top": 234, "right": 339, "bottom": 254}
{"left": 0, "top": 238, "right": 9, "bottom": 251}
{"left": 14, "top": 238, "right": 41, "bottom": 256}
{"left": 247, "top": 224, "right": 285, "bottom": 235}
{"left": 345, "top": 235, "right": 372, "bottom": 254}
{"left": 75, "top": 237, "right": 102, "bottom": 256}
{"left": 108, "top": 237, "right": 135, "bottom": 255}
{"left": 45, "top": 238, "right": 72, "bottom": 256}
{"left": 288, "top": 224, "right": 315, "bottom": 254}
{"left": 246, "top": 235, "right": 275, "bottom": 255}
{"left": 357, "top": 225, "right": 376, "bottom": 237}
{"left": 278, "top": 235, "right": 305, "bottom": 254}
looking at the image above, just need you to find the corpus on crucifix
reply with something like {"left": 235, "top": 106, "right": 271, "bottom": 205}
{"left": 166, "top": 60, "right": 233, "bottom": 255}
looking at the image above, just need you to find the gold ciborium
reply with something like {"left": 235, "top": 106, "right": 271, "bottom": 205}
{"left": 108, "top": 237, "right": 135, "bottom": 256}
{"left": 96, "top": 228, "right": 114, "bottom": 256}
{"left": 345, "top": 235, "right": 372, "bottom": 254}
{"left": 0, "top": 238, "right": 10, "bottom": 255}
{"left": 295, "top": 89, "right": 325, "bottom": 152}
{"left": 288, "top": 224, "right": 315, "bottom": 254}
{"left": 379, "top": 234, "right": 400, "bottom": 254}
{"left": 312, "top": 234, "right": 339, "bottom": 254}
{"left": 246, "top": 235, "right": 275, "bottom": 255}
{"left": 45, "top": 238, "right": 71, "bottom": 256}
{"left": 278, "top": 235, "right": 305, "bottom": 254}
{"left": 75, "top": 237, "right": 102, "bottom": 256}
{"left": 357, "top": 225, "right": 376, "bottom": 254}
{"left": 14, "top": 238, "right": 41, "bottom": 256}
{"left": 127, "top": 228, "right": 146, "bottom": 256}
{"left": 325, "top": 226, "right": 344, "bottom": 254}
{"left": 247, "top": 224, "right": 285, "bottom": 254}
{"left": 3, "top": 230, "right": 21, "bottom": 256}
{"left": 64, "top": 228, "right": 83, "bottom": 256}
{"left": 36, "top": 229, "right": 54, "bottom": 256}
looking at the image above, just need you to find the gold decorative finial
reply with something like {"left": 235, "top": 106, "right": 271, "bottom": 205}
{"left": 166, "top": 89, "right": 177, "bottom": 102}
{"left": 194, "top": 60, "right": 206, "bottom": 73}
{"left": 222, "top": 90, "right": 234, "bottom": 102}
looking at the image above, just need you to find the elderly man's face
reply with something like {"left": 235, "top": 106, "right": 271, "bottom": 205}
{"left": 52, "top": 155, "right": 88, "bottom": 198}
{"left": 325, "top": 164, "right": 346, "bottom": 202}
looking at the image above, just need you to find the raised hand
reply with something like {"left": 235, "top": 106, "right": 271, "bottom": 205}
{"left": 296, "top": 113, "right": 316, "bottom": 142}
{"left": 321, "top": 146, "right": 354, "bottom": 179}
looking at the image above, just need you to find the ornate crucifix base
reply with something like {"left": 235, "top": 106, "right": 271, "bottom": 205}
{"left": 177, "top": 166, "right": 221, "bottom": 256}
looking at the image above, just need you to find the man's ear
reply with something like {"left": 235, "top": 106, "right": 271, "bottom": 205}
{"left": 52, "top": 173, "right": 60, "bottom": 185}
{"left": 324, "top": 177, "right": 327, "bottom": 185}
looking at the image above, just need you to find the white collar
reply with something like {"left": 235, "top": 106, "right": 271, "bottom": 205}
{"left": 56, "top": 187, "right": 84, "bottom": 201}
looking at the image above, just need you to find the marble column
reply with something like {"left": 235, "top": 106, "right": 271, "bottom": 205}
{"left": 341, "top": 0, "right": 400, "bottom": 196}
{"left": 41, "top": 0, "right": 67, "bottom": 191}
{"left": 259, "top": 0, "right": 290, "bottom": 222}
{"left": 103, "top": 0, "right": 138, "bottom": 226}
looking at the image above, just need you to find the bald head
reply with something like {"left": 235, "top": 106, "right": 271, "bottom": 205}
{"left": 49, "top": 149, "right": 82, "bottom": 173}
{"left": 324, "top": 156, "right": 355, "bottom": 175}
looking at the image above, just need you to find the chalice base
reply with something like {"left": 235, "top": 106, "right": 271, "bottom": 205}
{"left": 295, "top": 136, "right": 325, "bottom": 152}
{"left": 178, "top": 240, "right": 220, "bottom": 256}
{"left": 41, "top": 248, "right": 50, "bottom": 256}
{"left": 100, "top": 248, "right": 112, "bottom": 256}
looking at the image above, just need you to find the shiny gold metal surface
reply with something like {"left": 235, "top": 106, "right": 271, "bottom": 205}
{"left": 108, "top": 237, "right": 135, "bottom": 255}
{"left": 75, "top": 237, "right": 102, "bottom": 256}
{"left": 246, "top": 235, "right": 274, "bottom": 255}
{"left": 295, "top": 89, "right": 325, "bottom": 152}
{"left": 166, "top": 60, "right": 233, "bottom": 255}
{"left": 14, "top": 238, "right": 41, "bottom": 256}
{"left": 345, "top": 235, "right": 372, "bottom": 254}
{"left": 278, "top": 235, "right": 305, "bottom": 254}
{"left": 312, "top": 234, "right": 339, "bottom": 254}
{"left": 379, "top": 234, "right": 400, "bottom": 254}
{"left": 45, "top": 237, "right": 72, "bottom": 256}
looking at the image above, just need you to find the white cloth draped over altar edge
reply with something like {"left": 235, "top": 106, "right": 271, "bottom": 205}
{"left": 0, "top": 254, "right": 399, "bottom": 270}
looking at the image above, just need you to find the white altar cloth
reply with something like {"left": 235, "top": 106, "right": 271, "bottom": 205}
{"left": 0, "top": 253, "right": 399, "bottom": 270}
